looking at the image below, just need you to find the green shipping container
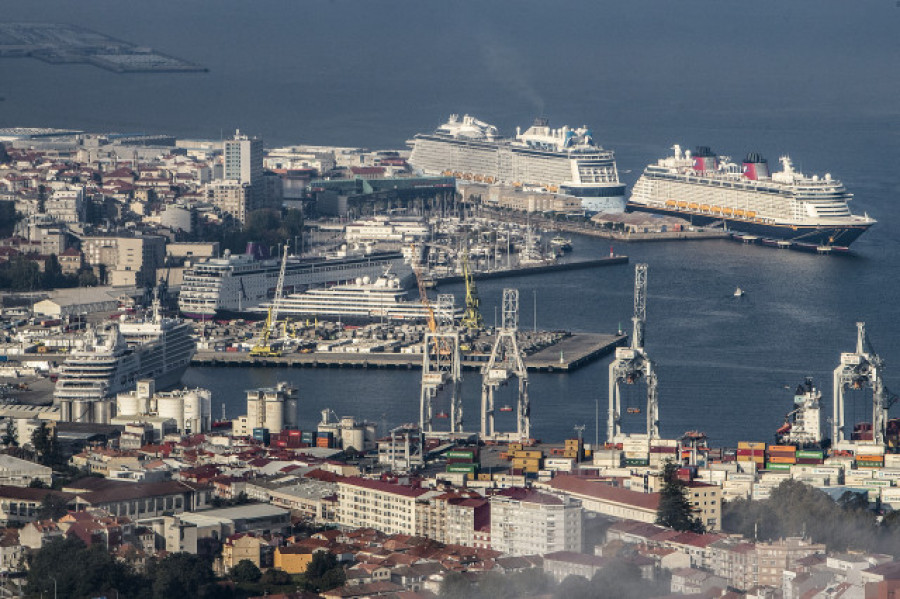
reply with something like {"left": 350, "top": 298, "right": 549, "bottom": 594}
{"left": 765, "top": 463, "right": 792, "bottom": 471}
{"left": 446, "top": 450, "right": 476, "bottom": 460}
{"left": 797, "top": 450, "right": 825, "bottom": 459}
{"left": 856, "top": 460, "right": 883, "bottom": 468}
{"left": 447, "top": 464, "right": 477, "bottom": 473}
{"left": 624, "top": 458, "right": 649, "bottom": 466}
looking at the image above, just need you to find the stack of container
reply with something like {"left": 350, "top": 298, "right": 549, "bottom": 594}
{"left": 623, "top": 438, "right": 650, "bottom": 467}
{"left": 855, "top": 445, "right": 885, "bottom": 469}
{"left": 252, "top": 427, "right": 270, "bottom": 446}
{"left": 563, "top": 438, "right": 582, "bottom": 461}
{"left": 446, "top": 448, "right": 479, "bottom": 478}
{"left": 301, "top": 431, "right": 314, "bottom": 446}
{"left": 316, "top": 431, "right": 335, "bottom": 448}
{"left": 766, "top": 445, "right": 797, "bottom": 470}
{"left": 737, "top": 441, "right": 765, "bottom": 470}
{"left": 795, "top": 449, "right": 825, "bottom": 465}
{"left": 270, "top": 429, "right": 304, "bottom": 449}
{"left": 510, "top": 449, "right": 543, "bottom": 473}
{"left": 650, "top": 439, "right": 678, "bottom": 468}
{"left": 592, "top": 448, "right": 622, "bottom": 468}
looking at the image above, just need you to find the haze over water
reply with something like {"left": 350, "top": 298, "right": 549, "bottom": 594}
{"left": 3, "top": 0, "right": 899, "bottom": 445}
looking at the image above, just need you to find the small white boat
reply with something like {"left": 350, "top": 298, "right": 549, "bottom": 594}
{"left": 734, "top": 287, "right": 745, "bottom": 297}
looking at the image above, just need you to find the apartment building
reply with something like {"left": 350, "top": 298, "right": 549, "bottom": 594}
{"left": 336, "top": 477, "right": 431, "bottom": 535}
{"left": 490, "top": 489, "right": 582, "bottom": 556}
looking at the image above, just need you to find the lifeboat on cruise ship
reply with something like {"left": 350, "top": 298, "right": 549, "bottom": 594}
{"left": 723, "top": 207, "right": 734, "bottom": 216}
{"left": 746, "top": 211, "right": 757, "bottom": 219}
{"left": 688, "top": 202, "right": 699, "bottom": 210}
{"left": 677, "top": 201, "right": 688, "bottom": 209}
{"left": 734, "top": 209, "right": 745, "bottom": 218}
{"left": 665, "top": 200, "right": 677, "bottom": 207}
{"left": 700, "top": 204, "right": 710, "bottom": 212}
{"left": 711, "top": 206, "right": 722, "bottom": 214}
{"left": 474, "top": 174, "right": 484, "bottom": 182}
{"left": 485, "top": 176, "right": 495, "bottom": 184}
{"left": 442, "top": 170, "right": 453, "bottom": 176}
{"left": 462, "top": 173, "right": 473, "bottom": 180}
{"left": 546, "top": 185, "right": 559, "bottom": 193}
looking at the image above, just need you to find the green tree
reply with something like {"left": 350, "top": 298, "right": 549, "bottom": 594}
{"left": 25, "top": 537, "right": 147, "bottom": 598}
{"left": 78, "top": 269, "right": 99, "bottom": 287}
{"left": 2, "top": 420, "right": 17, "bottom": 446}
{"left": 439, "top": 571, "right": 474, "bottom": 599}
{"left": 151, "top": 553, "right": 215, "bottom": 599}
{"left": 303, "top": 551, "right": 345, "bottom": 592}
{"left": 260, "top": 568, "right": 291, "bottom": 586}
{"left": 30, "top": 422, "right": 63, "bottom": 468}
{"left": 656, "top": 462, "right": 705, "bottom": 533}
{"left": 230, "top": 559, "right": 261, "bottom": 583}
{"left": 37, "top": 491, "right": 70, "bottom": 520}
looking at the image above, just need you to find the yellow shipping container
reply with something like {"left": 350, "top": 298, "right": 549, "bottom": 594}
{"left": 512, "top": 450, "right": 543, "bottom": 459}
{"left": 738, "top": 442, "right": 766, "bottom": 450}
{"left": 508, "top": 443, "right": 523, "bottom": 452}
{"left": 563, "top": 450, "right": 579, "bottom": 459}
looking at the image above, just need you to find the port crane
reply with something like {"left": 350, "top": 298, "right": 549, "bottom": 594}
{"left": 833, "top": 322, "right": 898, "bottom": 445}
{"left": 460, "top": 250, "right": 484, "bottom": 330}
{"left": 608, "top": 263, "right": 659, "bottom": 443}
{"left": 250, "top": 245, "right": 289, "bottom": 358}
{"left": 413, "top": 246, "right": 462, "bottom": 435}
{"left": 480, "top": 288, "right": 530, "bottom": 441}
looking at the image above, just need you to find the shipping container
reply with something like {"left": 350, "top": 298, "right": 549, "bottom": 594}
{"left": 316, "top": 437, "right": 332, "bottom": 448}
{"left": 856, "top": 460, "right": 883, "bottom": 468}
{"left": 796, "top": 450, "right": 825, "bottom": 459}
{"left": 447, "top": 450, "right": 476, "bottom": 460}
{"left": 624, "top": 458, "right": 650, "bottom": 466}
{"left": 447, "top": 464, "right": 477, "bottom": 473}
{"left": 768, "top": 456, "right": 797, "bottom": 464}
{"left": 765, "top": 463, "right": 793, "bottom": 471}
{"left": 738, "top": 441, "right": 766, "bottom": 450}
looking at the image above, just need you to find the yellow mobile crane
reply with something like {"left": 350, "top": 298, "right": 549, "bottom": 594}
{"left": 460, "top": 250, "right": 484, "bottom": 330}
{"left": 250, "top": 246, "right": 289, "bottom": 358}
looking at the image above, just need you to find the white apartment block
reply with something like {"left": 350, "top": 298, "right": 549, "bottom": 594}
{"left": 490, "top": 489, "right": 582, "bottom": 556}
{"left": 45, "top": 187, "right": 85, "bottom": 223}
{"left": 336, "top": 477, "right": 431, "bottom": 535}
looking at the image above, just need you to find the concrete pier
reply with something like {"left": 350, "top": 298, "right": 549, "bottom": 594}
{"left": 189, "top": 333, "right": 626, "bottom": 373}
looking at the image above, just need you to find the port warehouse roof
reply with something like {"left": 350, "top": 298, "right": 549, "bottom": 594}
{"left": 32, "top": 286, "right": 137, "bottom": 317}
{"left": 544, "top": 474, "right": 660, "bottom": 523}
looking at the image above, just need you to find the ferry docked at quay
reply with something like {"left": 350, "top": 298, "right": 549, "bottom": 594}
{"left": 178, "top": 245, "right": 411, "bottom": 320}
{"left": 626, "top": 145, "right": 875, "bottom": 250}
{"left": 408, "top": 114, "right": 627, "bottom": 212}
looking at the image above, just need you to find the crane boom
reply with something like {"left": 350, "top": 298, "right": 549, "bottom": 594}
{"left": 251, "top": 245, "right": 289, "bottom": 357}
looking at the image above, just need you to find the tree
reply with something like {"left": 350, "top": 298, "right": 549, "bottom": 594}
{"left": 25, "top": 537, "right": 147, "bottom": 598}
{"left": 439, "top": 571, "right": 473, "bottom": 599}
{"left": 230, "top": 559, "right": 261, "bottom": 583}
{"left": 656, "top": 462, "right": 705, "bottom": 533}
{"left": 260, "top": 568, "right": 291, "bottom": 585}
{"left": 304, "top": 551, "right": 345, "bottom": 592}
{"left": 30, "top": 422, "right": 63, "bottom": 468}
{"left": 2, "top": 419, "right": 17, "bottom": 446}
{"left": 151, "top": 553, "right": 215, "bottom": 599}
{"left": 37, "top": 491, "right": 70, "bottom": 520}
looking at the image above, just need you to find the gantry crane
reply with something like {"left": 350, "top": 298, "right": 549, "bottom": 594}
{"left": 250, "top": 246, "right": 289, "bottom": 358}
{"left": 460, "top": 250, "right": 484, "bottom": 330}
{"left": 480, "top": 288, "right": 530, "bottom": 441}
{"left": 413, "top": 246, "right": 462, "bottom": 435}
{"left": 608, "top": 263, "right": 659, "bottom": 443}
{"left": 833, "top": 322, "right": 898, "bottom": 445}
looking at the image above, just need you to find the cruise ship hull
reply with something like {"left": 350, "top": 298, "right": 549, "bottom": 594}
{"left": 626, "top": 203, "right": 872, "bottom": 249}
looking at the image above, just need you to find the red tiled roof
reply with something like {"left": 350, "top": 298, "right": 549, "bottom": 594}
{"left": 543, "top": 551, "right": 606, "bottom": 568}
{"left": 548, "top": 475, "right": 660, "bottom": 510}
{"left": 339, "top": 477, "right": 428, "bottom": 498}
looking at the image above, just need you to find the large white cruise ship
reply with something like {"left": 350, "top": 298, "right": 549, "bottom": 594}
{"left": 627, "top": 145, "right": 876, "bottom": 249}
{"left": 250, "top": 268, "right": 463, "bottom": 323}
{"left": 408, "top": 114, "right": 626, "bottom": 212}
{"left": 54, "top": 302, "right": 196, "bottom": 422}
{"left": 178, "top": 246, "right": 411, "bottom": 319}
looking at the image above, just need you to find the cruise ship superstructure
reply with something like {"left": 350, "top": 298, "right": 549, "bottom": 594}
{"left": 250, "top": 268, "right": 463, "bottom": 324}
{"left": 54, "top": 303, "right": 196, "bottom": 423}
{"left": 408, "top": 114, "right": 626, "bottom": 212}
{"left": 178, "top": 247, "right": 412, "bottom": 319}
{"left": 627, "top": 145, "right": 875, "bottom": 249}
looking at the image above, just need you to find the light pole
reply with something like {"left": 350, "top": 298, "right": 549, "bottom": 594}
{"left": 48, "top": 575, "right": 56, "bottom": 599}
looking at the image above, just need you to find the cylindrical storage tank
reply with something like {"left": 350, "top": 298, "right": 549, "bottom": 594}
{"left": 117, "top": 394, "right": 140, "bottom": 418}
{"left": 73, "top": 400, "right": 91, "bottom": 423}
{"left": 342, "top": 427, "right": 365, "bottom": 452}
{"left": 284, "top": 397, "right": 298, "bottom": 428}
{"left": 157, "top": 396, "right": 184, "bottom": 432}
{"left": 265, "top": 398, "right": 283, "bottom": 434}
{"left": 59, "top": 400, "right": 72, "bottom": 422}
{"left": 93, "top": 400, "right": 111, "bottom": 424}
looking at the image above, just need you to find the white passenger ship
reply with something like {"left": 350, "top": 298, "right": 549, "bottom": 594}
{"left": 178, "top": 246, "right": 411, "bottom": 319}
{"left": 627, "top": 145, "right": 875, "bottom": 249}
{"left": 53, "top": 302, "right": 196, "bottom": 421}
{"left": 251, "top": 269, "right": 462, "bottom": 323}
{"left": 408, "top": 114, "right": 626, "bottom": 212}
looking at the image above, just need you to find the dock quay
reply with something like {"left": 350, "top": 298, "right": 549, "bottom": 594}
{"left": 436, "top": 254, "right": 628, "bottom": 285}
{"left": 188, "top": 333, "right": 626, "bottom": 373}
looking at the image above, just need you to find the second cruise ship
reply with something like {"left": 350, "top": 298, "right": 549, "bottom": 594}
{"left": 408, "top": 114, "right": 626, "bottom": 212}
{"left": 627, "top": 145, "right": 876, "bottom": 250}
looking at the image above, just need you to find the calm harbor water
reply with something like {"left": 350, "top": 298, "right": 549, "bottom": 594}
{"left": 3, "top": 0, "right": 899, "bottom": 445}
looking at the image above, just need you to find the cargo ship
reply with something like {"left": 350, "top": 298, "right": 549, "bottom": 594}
{"left": 627, "top": 146, "right": 876, "bottom": 250}
{"left": 408, "top": 114, "right": 626, "bottom": 212}
{"left": 178, "top": 244, "right": 411, "bottom": 320}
